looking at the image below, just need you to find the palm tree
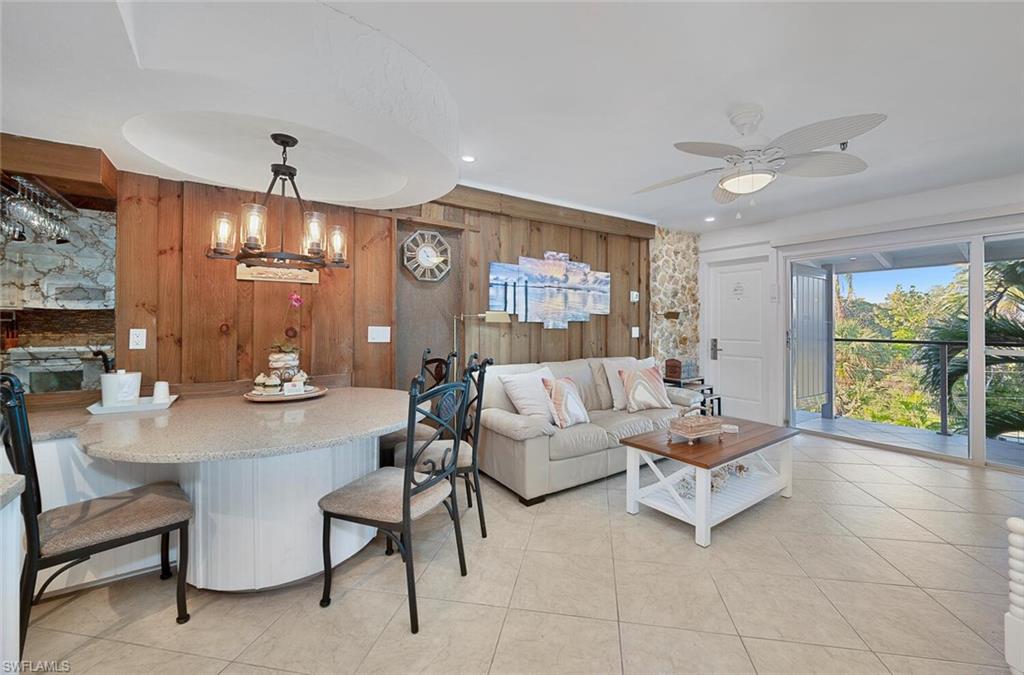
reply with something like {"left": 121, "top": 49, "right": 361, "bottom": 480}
{"left": 915, "top": 261, "right": 1024, "bottom": 437}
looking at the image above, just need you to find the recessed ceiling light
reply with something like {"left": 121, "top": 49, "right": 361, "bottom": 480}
{"left": 849, "top": 256, "right": 857, "bottom": 261}
{"left": 460, "top": 155, "right": 476, "bottom": 163}
{"left": 704, "top": 216, "right": 716, "bottom": 223}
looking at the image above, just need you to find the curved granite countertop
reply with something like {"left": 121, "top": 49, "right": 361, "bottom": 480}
{"left": 27, "top": 387, "right": 410, "bottom": 463}
{"left": 0, "top": 474, "right": 25, "bottom": 509}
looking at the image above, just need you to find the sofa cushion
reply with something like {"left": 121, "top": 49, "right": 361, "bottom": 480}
{"left": 588, "top": 409, "right": 654, "bottom": 444}
{"left": 541, "top": 376, "right": 590, "bottom": 429}
{"left": 603, "top": 356, "right": 656, "bottom": 410}
{"left": 482, "top": 362, "right": 545, "bottom": 412}
{"left": 667, "top": 387, "right": 704, "bottom": 408}
{"left": 549, "top": 423, "right": 611, "bottom": 460}
{"left": 542, "top": 359, "right": 603, "bottom": 411}
{"left": 622, "top": 366, "right": 673, "bottom": 413}
{"left": 587, "top": 359, "right": 614, "bottom": 410}
{"left": 637, "top": 406, "right": 685, "bottom": 430}
{"left": 499, "top": 367, "right": 555, "bottom": 421}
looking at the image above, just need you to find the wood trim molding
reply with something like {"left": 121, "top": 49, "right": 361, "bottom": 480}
{"left": 434, "top": 185, "right": 656, "bottom": 239}
{"left": 392, "top": 213, "right": 481, "bottom": 233}
{"left": 0, "top": 133, "right": 118, "bottom": 202}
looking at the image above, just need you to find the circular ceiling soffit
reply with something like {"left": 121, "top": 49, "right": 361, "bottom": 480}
{"left": 116, "top": 2, "right": 459, "bottom": 208}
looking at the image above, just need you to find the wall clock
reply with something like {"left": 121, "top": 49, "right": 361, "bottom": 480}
{"left": 402, "top": 230, "right": 451, "bottom": 282}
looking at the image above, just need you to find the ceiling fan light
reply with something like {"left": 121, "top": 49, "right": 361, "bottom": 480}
{"left": 718, "top": 169, "right": 776, "bottom": 195}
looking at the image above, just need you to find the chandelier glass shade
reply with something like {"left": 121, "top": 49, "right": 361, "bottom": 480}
{"left": 209, "top": 133, "right": 348, "bottom": 269}
{"left": 718, "top": 167, "right": 776, "bottom": 195}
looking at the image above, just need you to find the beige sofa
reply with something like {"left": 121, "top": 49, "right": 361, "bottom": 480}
{"left": 478, "top": 357, "right": 703, "bottom": 504}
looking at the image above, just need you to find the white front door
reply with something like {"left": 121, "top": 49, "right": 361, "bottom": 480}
{"left": 707, "top": 259, "right": 770, "bottom": 422}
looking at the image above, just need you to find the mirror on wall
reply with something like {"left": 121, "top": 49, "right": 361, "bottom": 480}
{"left": 0, "top": 208, "right": 116, "bottom": 393}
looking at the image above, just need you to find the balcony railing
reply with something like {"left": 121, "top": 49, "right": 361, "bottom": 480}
{"left": 833, "top": 337, "right": 1024, "bottom": 436}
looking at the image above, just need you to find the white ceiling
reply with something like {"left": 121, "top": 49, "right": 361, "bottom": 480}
{"left": 339, "top": 1, "right": 1024, "bottom": 231}
{"left": 1, "top": 2, "right": 460, "bottom": 208}
{"left": 3, "top": 2, "right": 1023, "bottom": 232}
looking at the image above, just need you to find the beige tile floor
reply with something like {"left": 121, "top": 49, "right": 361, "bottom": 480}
{"left": 24, "top": 435, "right": 1019, "bottom": 674}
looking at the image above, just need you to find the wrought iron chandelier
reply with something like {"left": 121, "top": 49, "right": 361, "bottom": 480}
{"left": 208, "top": 133, "right": 348, "bottom": 270}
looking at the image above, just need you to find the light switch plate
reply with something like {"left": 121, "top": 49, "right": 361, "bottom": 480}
{"left": 367, "top": 326, "right": 392, "bottom": 343}
{"left": 630, "top": 290, "right": 640, "bottom": 303}
{"left": 128, "top": 328, "right": 147, "bottom": 350}
{"left": 631, "top": 326, "right": 640, "bottom": 338}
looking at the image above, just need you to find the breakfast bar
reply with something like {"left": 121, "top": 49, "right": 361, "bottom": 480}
{"left": 24, "top": 388, "right": 409, "bottom": 592}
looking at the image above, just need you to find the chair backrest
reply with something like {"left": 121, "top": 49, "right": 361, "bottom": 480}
{"left": 401, "top": 365, "right": 474, "bottom": 508}
{"left": 462, "top": 354, "right": 493, "bottom": 461}
{"left": 1, "top": 373, "right": 41, "bottom": 562}
{"left": 419, "top": 348, "right": 459, "bottom": 390}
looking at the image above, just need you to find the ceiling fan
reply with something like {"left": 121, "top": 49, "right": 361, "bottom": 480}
{"left": 635, "top": 104, "right": 886, "bottom": 204}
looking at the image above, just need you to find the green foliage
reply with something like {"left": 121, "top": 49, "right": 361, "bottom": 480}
{"left": 914, "top": 264, "right": 1024, "bottom": 438}
{"left": 830, "top": 277, "right": 954, "bottom": 430}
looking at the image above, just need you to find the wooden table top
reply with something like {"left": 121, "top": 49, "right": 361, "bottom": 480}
{"left": 620, "top": 416, "right": 799, "bottom": 469}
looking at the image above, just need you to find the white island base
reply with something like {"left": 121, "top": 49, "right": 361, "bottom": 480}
{"left": 28, "top": 434, "right": 382, "bottom": 594}
{"left": 182, "top": 436, "right": 378, "bottom": 591}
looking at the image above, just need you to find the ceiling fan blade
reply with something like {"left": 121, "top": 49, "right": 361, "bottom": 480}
{"left": 767, "top": 113, "right": 886, "bottom": 155}
{"left": 779, "top": 151, "right": 868, "bottom": 177}
{"left": 712, "top": 185, "right": 740, "bottom": 204}
{"left": 633, "top": 168, "right": 723, "bottom": 195}
{"left": 673, "top": 142, "right": 745, "bottom": 159}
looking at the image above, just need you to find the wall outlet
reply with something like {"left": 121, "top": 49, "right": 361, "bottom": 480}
{"left": 630, "top": 290, "right": 640, "bottom": 303}
{"left": 367, "top": 326, "right": 392, "bottom": 343}
{"left": 631, "top": 326, "right": 640, "bottom": 339}
{"left": 128, "top": 328, "right": 147, "bottom": 350}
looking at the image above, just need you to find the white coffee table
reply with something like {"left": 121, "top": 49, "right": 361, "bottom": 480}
{"left": 621, "top": 417, "right": 797, "bottom": 546}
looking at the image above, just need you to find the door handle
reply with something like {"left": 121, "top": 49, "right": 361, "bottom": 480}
{"left": 710, "top": 338, "right": 723, "bottom": 360}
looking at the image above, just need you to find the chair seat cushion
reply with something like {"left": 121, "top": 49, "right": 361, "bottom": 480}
{"left": 378, "top": 423, "right": 437, "bottom": 450}
{"left": 394, "top": 439, "right": 474, "bottom": 470}
{"left": 318, "top": 467, "right": 449, "bottom": 524}
{"left": 38, "top": 482, "right": 193, "bottom": 559}
{"left": 588, "top": 409, "right": 655, "bottom": 444}
{"left": 549, "top": 423, "right": 611, "bottom": 460}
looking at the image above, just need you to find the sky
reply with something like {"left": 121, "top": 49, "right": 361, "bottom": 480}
{"left": 841, "top": 265, "right": 961, "bottom": 303}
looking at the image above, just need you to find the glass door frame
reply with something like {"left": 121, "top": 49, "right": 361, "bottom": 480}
{"left": 779, "top": 228, "right": 1024, "bottom": 467}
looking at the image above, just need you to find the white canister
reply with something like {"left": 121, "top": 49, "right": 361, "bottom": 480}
{"left": 100, "top": 370, "right": 143, "bottom": 407}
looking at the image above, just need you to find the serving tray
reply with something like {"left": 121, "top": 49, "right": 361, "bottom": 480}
{"left": 243, "top": 385, "right": 327, "bottom": 403}
{"left": 88, "top": 395, "right": 179, "bottom": 415}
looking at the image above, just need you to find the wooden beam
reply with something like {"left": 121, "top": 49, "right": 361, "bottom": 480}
{"left": 393, "top": 213, "right": 480, "bottom": 233}
{"left": 434, "top": 185, "right": 656, "bottom": 239}
{"left": 0, "top": 133, "right": 118, "bottom": 200}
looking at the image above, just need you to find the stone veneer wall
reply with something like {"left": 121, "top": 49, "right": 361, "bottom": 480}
{"left": 0, "top": 209, "right": 115, "bottom": 310}
{"left": 649, "top": 228, "right": 700, "bottom": 366}
{"left": 14, "top": 308, "right": 115, "bottom": 347}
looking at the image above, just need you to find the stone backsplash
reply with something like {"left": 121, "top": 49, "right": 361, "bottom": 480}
{"left": 649, "top": 228, "right": 699, "bottom": 366}
{"left": 11, "top": 308, "right": 115, "bottom": 347}
{"left": 0, "top": 208, "right": 116, "bottom": 310}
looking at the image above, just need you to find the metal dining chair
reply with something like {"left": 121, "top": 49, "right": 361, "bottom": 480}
{"left": 0, "top": 373, "right": 193, "bottom": 656}
{"left": 317, "top": 365, "right": 474, "bottom": 633}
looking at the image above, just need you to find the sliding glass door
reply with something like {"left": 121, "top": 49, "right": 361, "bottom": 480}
{"left": 790, "top": 242, "right": 972, "bottom": 460}
{"left": 983, "top": 235, "right": 1024, "bottom": 469}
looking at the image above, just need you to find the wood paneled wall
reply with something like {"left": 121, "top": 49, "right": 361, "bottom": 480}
{"left": 393, "top": 201, "right": 651, "bottom": 366}
{"left": 116, "top": 172, "right": 394, "bottom": 388}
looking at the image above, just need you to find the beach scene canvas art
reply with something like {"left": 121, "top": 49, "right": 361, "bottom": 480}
{"left": 488, "top": 251, "right": 611, "bottom": 329}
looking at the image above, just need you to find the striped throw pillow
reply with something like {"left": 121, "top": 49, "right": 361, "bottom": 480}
{"left": 542, "top": 377, "right": 590, "bottom": 429}
{"left": 620, "top": 366, "right": 673, "bottom": 413}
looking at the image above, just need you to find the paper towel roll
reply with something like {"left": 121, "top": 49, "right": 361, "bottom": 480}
{"left": 101, "top": 370, "right": 142, "bottom": 407}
